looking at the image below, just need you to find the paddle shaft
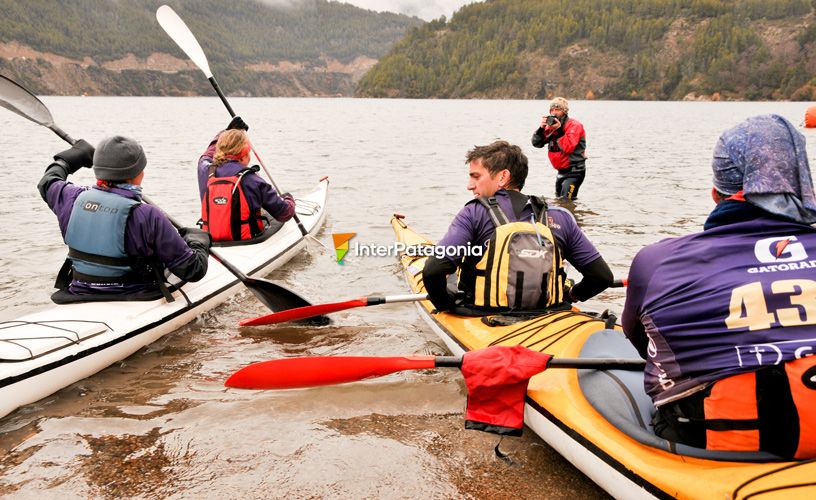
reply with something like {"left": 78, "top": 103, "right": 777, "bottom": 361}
{"left": 225, "top": 354, "right": 646, "bottom": 389}
{"left": 47, "top": 123, "right": 76, "bottom": 145}
{"left": 433, "top": 356, "right": 645, "bottom": 370}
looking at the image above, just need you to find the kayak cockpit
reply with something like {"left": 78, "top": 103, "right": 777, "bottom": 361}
{"left": 578, "top": 329, "right": 784, "bottom": 462}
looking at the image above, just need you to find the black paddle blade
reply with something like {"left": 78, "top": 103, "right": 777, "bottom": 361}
{"left": 244, "top": 277, "right": 331, "bottom": 325}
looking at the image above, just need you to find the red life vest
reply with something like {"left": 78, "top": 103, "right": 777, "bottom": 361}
{"left": 201, "top": 167, "right": 265, "bottom": 242}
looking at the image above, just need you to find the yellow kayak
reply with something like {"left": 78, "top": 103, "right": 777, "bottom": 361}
{"left": 391, "top": 214, "right": 816, "bottom": 500}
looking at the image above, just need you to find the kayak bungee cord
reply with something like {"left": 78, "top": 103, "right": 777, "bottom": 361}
{"left": 0, "top": 319, "right": 111, "bottom": 361}
{"left": 488, "top": 311, "right": 605, "bottom": 352}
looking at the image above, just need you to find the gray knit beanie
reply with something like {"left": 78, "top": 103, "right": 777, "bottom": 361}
{"left": 93, "top": 135, "right": 147, "bottom": 181}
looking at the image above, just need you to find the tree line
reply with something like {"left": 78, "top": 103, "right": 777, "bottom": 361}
{"left": 0, "top": 0, "right": 421, "bottom": 65}
{"left": 356, "top": 0, "right": 816, "bottom": 100}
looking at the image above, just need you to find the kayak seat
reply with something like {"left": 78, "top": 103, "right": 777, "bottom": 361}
{"left": 211, "top": 218, "right": 283, "bottom": 248}
{"left": 51, "top": 288, "right": 164, "bottom": 304}
{"left": 50, "top": 280, "right": 188, "bottom": 304}
{"left": 578, "top": 329, "right": 783, "bottom": 462}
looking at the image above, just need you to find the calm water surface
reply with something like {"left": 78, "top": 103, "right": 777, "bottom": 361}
{"left": 0, "top": 98, "right": 814, "bottom": 498}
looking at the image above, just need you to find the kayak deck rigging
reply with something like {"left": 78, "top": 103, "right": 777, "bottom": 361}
{"left": 0, "top": 320, "right": 110, "bottom": 362}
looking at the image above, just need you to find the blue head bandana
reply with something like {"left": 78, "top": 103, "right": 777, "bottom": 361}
{"left": 712, "top": 114, "right": 816, "bottom": 224}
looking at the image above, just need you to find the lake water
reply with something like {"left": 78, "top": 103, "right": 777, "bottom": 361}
{"left": 0, "top": 97, "right": 814, "bottom": 498}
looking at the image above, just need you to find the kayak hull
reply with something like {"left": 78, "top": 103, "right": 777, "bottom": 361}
{"left": 0, "top": 179, "right": 328, "bottom": 420}
{"left": 391, "top": 215, "right": 815, "bottom": 500}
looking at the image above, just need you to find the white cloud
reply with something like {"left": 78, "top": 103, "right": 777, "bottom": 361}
{"left": 337, "top": 0, "right": 481, "bottom": 21}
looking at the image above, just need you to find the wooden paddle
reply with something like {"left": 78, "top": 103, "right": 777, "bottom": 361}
{"left": 0, "top": 74, "right": 322, "bottom": 317}
{"left": 239, "top": 279, "right": 629, "bottom": 326}
{"left": 224, "top": 354, "right": 646, "bottom": 389}
{"left": 155, "top": 4, "right": 310, "bottom": 237}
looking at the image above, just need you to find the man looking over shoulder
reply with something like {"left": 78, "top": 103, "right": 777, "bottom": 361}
{"left": 532, "top": 97, "right": 587, "bottom": 200}
{"left": 423, "top": 140, "right": 613, "bottom": 314}
{"left": 622, "top": 114, "right": 816, "bottom": 459}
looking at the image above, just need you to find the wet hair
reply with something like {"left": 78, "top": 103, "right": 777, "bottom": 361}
{"left": 213, "top": 129, "right": 250, "bottom": 167}
{"left": 465, "top": 140, "right": 528, "bottom": 190}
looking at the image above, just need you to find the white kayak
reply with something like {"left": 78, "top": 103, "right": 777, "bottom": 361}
{"left": 0, "top": 178, "right": 329, "bottom": 420}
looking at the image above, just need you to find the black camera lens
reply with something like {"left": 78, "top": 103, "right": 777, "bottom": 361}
{"left": 546, "top": 115, "right": 558, "bottom": 126}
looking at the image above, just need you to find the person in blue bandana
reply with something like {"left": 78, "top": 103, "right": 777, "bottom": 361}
{"left": 622, "top": 114, "right": 816, "bottom": 459}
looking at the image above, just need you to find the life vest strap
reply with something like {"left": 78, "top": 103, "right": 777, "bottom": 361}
{"left": 68, "top": 247, "right": 133, "bottom": 267}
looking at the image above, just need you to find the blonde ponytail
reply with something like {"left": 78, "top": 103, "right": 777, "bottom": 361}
{"left": 213, "top": 129, "right": 250, "bottom": 167}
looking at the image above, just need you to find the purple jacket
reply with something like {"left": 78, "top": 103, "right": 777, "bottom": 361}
{"left": 622, "top": 208, "right": 816, "bottom": 406}
{"left": 198, "top": 135, "right": 295, "bottom": 222}
{"left": 437, "top": 190, "right": 601, "bottom": 268}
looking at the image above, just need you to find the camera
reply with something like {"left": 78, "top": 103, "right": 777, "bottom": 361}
{"left": 546, "top": 115, "right": 559, "bottom": 126}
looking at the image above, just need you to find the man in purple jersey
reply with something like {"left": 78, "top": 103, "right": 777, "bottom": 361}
{"left": 423, "top": 140, "right": 613, "bottom": 313}
{"left": 38, "top": 136, "right": 210, "bottom": 299}
{"left": 622, "top": 114, "right": 816, "bottom": 459}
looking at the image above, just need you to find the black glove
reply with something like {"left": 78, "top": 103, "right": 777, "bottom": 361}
{"left": 179, "top": 227, "right": 212, "bottom": 250}
{"left": 53, "top": 139, "right": 95, "bottom": 174}
{"left": 227, "top": 116, "right": 249, "bottom": 132}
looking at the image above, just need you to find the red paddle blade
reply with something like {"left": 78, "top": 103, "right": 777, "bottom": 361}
{"left": 225, "top": 355, "right": 437, "bottom": 389}
{"left": 239, "top": 297, "right": 369, "bottom": 326}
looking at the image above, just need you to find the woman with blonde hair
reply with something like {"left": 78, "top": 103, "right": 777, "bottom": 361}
{"left": 197, "top": 116, "right": 295, "bottom": 241}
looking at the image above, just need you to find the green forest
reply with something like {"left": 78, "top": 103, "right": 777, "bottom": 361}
{"left": 0, "top": 0, "right": 420, "bottom": 96}
{"left": 356, "top": 0, "right": 816, "bottom": 100}
{"left": 0, "top": 0, "right": 419, "bottom": 64}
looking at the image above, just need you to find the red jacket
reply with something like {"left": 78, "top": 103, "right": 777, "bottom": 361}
{"left": 531, "top": 116, "right": 586, "bottom": 172}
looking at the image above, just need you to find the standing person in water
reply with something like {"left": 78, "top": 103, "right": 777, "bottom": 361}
{"left": 622, "top": 114, "right": 816, "bottom": 459}
{"left": 531, "top": 97, "right": 587, "bottom": 200}
{"left": 197, "top": 116, "right": 295, "bottom": 242}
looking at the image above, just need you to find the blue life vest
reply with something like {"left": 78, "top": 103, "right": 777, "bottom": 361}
{"left": 64, "top": 189, "right": 140, "bottom": 281}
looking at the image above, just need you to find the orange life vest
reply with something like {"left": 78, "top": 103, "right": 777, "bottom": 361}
{"left": 703, "top": 356, "right": 816, "bottom": 459}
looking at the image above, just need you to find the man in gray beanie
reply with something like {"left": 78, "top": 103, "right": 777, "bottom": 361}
{"left": 620, "top": 114, "right": 816, "bottom": 459}
{"left": 531, "top": 96, "right": 588, "bottom": 199}
{"left": 37, "top": 135, "right": 211, "bottom": 300}
{"left": 92, "top": 135, "right": 147, "bottom": 182}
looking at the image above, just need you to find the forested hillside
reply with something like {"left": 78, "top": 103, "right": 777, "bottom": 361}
{"left": 356, "top": 0, "right": 816, "bottom": 100}
{"left": 0, "top": 0, "right": 421, "bottom": 96}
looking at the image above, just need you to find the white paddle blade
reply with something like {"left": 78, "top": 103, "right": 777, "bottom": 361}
{"left": 156, "top": 5, "right": 212, "bottom": 78}
{"left": 0, "top": 75, "right": 54, "bottom": 126}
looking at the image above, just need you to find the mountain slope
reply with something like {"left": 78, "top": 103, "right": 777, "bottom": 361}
{"left": 0, "top": 0, "right": 422, "bottom": 96}
{"left": 356, "top": 0, "right": 816, "bottom": 100}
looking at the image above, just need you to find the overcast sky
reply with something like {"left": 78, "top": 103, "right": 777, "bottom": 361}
{"left": 338, "top": 0, "right": 482, "bottom": 21}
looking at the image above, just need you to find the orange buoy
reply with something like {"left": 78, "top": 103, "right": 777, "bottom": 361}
{"left": 805, "top": 106, "right": 816, "bottom": 128}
